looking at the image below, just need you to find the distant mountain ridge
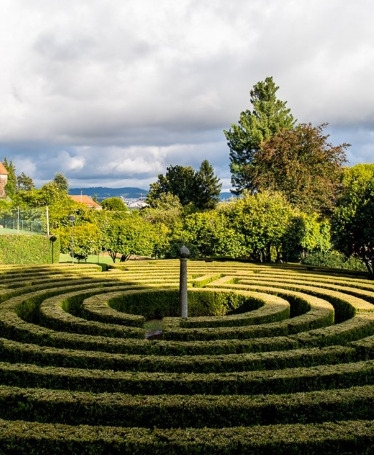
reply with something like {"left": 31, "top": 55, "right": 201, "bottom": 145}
{"left": 69, "top": 187, "right": 147, "bottom": 201}
{"left": 69, "top": 187, "right": 233, "bottom": 201}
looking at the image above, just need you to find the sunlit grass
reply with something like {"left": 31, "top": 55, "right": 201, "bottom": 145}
{"left": 59, "top": 253, "right": 115, "bottom": 265}
{"left": 0, "top": 228, "right": 39, "bottom": 235}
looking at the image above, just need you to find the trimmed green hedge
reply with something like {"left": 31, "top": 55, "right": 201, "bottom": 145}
{"left": 0, "top": 234, "right": 60, "bottom": 264}
{"left": 1, "top": 359, "right": 374, "bottom": 395}
{"left": 108, "top": 288, "right": 265, "bottom": 320}
{"left": 0, "top": 261, "right": 374, "bottom": 453}
{"left": 0, "top": 338, "right": 358, "bottom": 372}
{"left": 1, "top": 384, "right": 374, "bottom": 428}
{"left": 0, "top": 418, "right": 373, "bottom": 455}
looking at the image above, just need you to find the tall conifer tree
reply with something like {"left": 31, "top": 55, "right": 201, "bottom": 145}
{"left": 224, "top": 77, "right": 296, "bottom": 194}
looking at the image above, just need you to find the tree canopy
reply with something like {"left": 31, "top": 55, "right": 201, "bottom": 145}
{"left": 17, "top": 173, "right": 34, "bottom": 191}
{"left": 332, "top": 164, "right": 374, "bottom": 277}
{"left": 101, "top": 197, "right": 128, "bottom": 211}
{"left": 252, "top": 123, "right": 348, "bottom": 215}
{"left": 193, "top": 160, "right": 222, "bottom": 210}
{"left": 53, "top": 173, "right": 69, "bottom": 193}
{"left": 146, "top": 160, "right": 221, "bottom": 210}
{"left": 98, "top": 211, "right": 158, "bottom": 262}
{"left": 224, "top": 77, "right": 296, "bottom": 194}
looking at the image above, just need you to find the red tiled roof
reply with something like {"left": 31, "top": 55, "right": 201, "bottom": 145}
{"left": 70, "top": 195, "right": 102, "bottom": 209}
{"left": 0, "top": 163, "right": 9, "bottom": 175}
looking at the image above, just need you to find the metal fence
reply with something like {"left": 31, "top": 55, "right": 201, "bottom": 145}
{"left": 0, "top": 208, "right": 46, "bottom": 234}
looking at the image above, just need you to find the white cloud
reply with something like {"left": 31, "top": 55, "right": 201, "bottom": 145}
{"left": 0, "top": 0, "right": 373, "bottom": 190}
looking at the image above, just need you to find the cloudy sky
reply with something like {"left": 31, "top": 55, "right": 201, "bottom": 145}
{"left": 0, "top": 0, "right": 373, "bottom": 191}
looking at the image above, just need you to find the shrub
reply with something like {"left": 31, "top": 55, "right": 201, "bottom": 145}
{"left": 302, "top": 250, "right": 366, "bottom": 272}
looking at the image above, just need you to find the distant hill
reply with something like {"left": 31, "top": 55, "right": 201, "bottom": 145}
{"left": 69, "top": 187, "right": 147, "bottom": 201}
{"left": 69, "top": 187, "right": 234, "bottom": 201}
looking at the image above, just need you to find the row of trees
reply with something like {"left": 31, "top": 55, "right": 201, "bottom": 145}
{"left": 57, "top": 189, "right": 335, "bottom": 265}
{"left": 0, "top": 156, "right": 372, "bottom": 276}
{"left": 0, "top": 158, "right": 331, "bottom": 266}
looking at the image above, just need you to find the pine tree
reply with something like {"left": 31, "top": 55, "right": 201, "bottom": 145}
{"left": 146, "top": 161, "right": 221, "bottom": 210}
{"left": 224, "top": 77, "right": 296, "bottom": 194}
{"left": 53, "top": 173, "right": 69, "bottom": 193}
{"left": 17, "top": 172, "right": 35, "bottom": 191}
{"left": 194, "top": 160, "right": 222, "bottom": 210}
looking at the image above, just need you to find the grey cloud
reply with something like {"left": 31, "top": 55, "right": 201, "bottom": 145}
{"left": 0, "top": 0, "right": 373, "bottom": 190}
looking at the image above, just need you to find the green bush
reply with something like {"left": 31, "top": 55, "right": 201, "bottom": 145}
{"left": 302, "top": 250, "right": 367, "bottom": 272}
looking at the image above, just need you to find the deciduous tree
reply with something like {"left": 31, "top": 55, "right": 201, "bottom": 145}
{"left": 332, "top": 164, "right": 374, "bottom": 277}
{"left": 3, "top": 158, "right": 17, "bottom": 197}
{"left": 219, "top": 191, "right": 294, "bottom": 262}
{"left": 101, "top": 197, "right": 128, "bottom": 211}
{"left": 58, "top": 222, "right": 101, "bottom": 260}
{"left": 99, "top": 212, "right": 158, "bottom": 262}
{"left": 183, "top": 210, "right": 245, "bottom": 258}
{"left": 253, "top": 123, "right": 348, "bottom": 215}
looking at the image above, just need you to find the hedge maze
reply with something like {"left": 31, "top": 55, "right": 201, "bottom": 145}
{"left": 1, "top": 260, "right": 374, "bottom": 453}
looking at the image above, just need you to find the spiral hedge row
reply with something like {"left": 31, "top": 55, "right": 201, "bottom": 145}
{"left": 0, "top": 260, "right": 374, "bottom": 454}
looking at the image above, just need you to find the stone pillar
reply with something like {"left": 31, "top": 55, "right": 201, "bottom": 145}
{"left": 179, "top": 245, "right": 190, "bottom": 318}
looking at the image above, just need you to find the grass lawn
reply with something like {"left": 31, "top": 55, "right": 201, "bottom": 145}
{"left": 59, "top": 252, "right": 117, "bottom": 265}
{"left": 0, "top": 228, "right": 39, "bottom": 235}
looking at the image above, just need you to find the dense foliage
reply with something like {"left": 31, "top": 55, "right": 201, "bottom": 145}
{"left": 224, "top": 77, "right": 296, "bottom": 194}
{"left": 224, "top": 78, "right": 349, "bottom": 218}
{"left": 332, "top": 164, "right": 374, "bottom": 277}
{"left": 146, "top": 160, "right": 221, "bottom": 210}
{"left": 100, "top": 197, "right": 128, "bottom": 211}
{"left": 252, "top": 123, "right": 348, "bottom": 215}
